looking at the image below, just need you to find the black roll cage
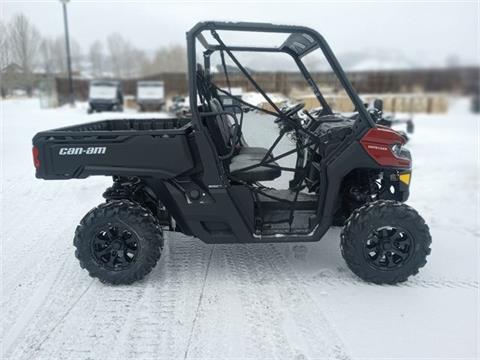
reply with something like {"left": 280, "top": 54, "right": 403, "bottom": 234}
{"left": 187, "top": 22, "right": 376, "bottom": 197}
{"left": 187, "top": 21, "right": 376, "bottom": 135}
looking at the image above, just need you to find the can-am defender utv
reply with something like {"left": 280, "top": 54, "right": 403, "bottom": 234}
{"left": 136, "top": 81, "right": 165, "bottom": 112}
{"left": 32, "top": 22, "right": 431, "bottom": 285}
{"left": 87, "top": 80, "right": 124, "bottom": 114}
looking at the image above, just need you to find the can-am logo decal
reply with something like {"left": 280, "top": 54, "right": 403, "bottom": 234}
{"left": 59, "top": 147, "right": 106, "bottom": 155}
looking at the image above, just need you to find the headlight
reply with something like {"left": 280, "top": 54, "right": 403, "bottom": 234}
{"left": 391, "top": 143, "right": 411, "bottom": 161}
{"left": 391, "top": 143, "right": 403, "bottom": 157}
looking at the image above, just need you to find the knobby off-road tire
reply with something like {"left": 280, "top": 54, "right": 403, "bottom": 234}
{"left": 341, "top": 200, "right": 431, "bottom": 285}
{"left": 74, "top": 200, "right": 163, "bottom": 285}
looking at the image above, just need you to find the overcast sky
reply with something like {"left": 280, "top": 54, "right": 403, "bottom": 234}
{"left": 2, "top": 1, "right": 479, "bottom": 66}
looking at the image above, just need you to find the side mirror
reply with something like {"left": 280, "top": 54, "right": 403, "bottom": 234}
{"left": 373, "top": 98, "right": 384, "bottom": 112}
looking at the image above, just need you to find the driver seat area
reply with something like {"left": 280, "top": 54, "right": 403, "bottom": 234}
{"left": 229, "top": 151, "right": 281, "bottom": 182}
{"left": 196, "top": 64, "right": 280, "bottom": 182}
{"left": 206, "top": 98, "right": 281, "bottom": 182}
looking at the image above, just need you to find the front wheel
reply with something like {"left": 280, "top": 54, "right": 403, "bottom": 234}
{"left": 74, "top": 200, "right": 163, "bottom": 285}
{"left": 340, "top": 200, "right": 431, "bottom": 284}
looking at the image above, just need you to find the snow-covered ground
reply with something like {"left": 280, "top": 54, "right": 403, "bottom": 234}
{"left": 1, "top": 98, "right": 478, "bottom": 359}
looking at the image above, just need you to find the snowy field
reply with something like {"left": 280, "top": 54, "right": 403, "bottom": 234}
{"left": 1, "top": 98, "right": 478, "bottom": 359}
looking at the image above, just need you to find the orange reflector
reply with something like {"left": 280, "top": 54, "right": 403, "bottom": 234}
{"left": 399, "top": 173, "right": 411, "bottom": 185}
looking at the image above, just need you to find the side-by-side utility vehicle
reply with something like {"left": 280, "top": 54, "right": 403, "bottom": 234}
{"left": 87, "top": 80, "right": 124, "bottom": 114}
{"left": 136, "top": 81, "right": 165, "bottom": 112}
{"left": 32, "top": 22, "right": 431, "bottom": 285}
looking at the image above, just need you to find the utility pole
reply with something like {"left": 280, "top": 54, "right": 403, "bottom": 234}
{"left": 60, "top": 0, "right": 74, "bottom": 105}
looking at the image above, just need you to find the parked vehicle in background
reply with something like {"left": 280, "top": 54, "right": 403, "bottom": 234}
{"left": 87, "top": 80, "right": 123, "bottom": 114}
{"left": 219, "top": 87, "right": 243, "bottom": 113}
{"left": 471, "top": 95, "right": 480, "bottom": 113}
{"left": 169, "top": 95, "right": 191, "bottom": 116}
{"left": 137, "top": 81, "right": 165, "bottom": 112}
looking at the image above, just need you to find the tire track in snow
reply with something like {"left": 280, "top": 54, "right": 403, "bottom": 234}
{"left": 310, "top": 267, "right": 479, "bottom": 289}
{"left": 107, "top": 234, "right": 213, "bottom": 359}
{"left": 2, "top": 184, "right": 102, "bottom": 340}
{"left": 25, "top": 279, "right": 94, "bottom": 357}
{"left": 184, "top": 245, "right": 232, "bottom": 358}
{"left": 186, "top": 244, "right": 298, "bottom": 359}
{"left": 3, "top": 180, "right": 103, "bottom": 293}
{"left": 225, "top": 245, "right": 277, "bottom": 358}
{"left": 43, "top": 283, "right": 146, "bottom": 360}
{"left": 186, "top": 243, "right": 350, "bottom": 360}
{"left": 183, "top": 244, "right": 215, "bottom": 360}
{"left": 226, "top": 244, "right": 298, "bottom": 359}
{"left": 4, "top": 181, "right": 141, "bottom": 359}
{"left": 4, "top": 260, "right": 94, "bottom": 360}
{"left": 253, "top": 244, "right": 351, "bottom": 360}
{"left": 2, "top": 258, "right": 69, "bottom": 357}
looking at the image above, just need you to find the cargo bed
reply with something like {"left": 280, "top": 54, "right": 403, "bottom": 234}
{"left": 32, "top": 118, "right": 195, "bottom": 180}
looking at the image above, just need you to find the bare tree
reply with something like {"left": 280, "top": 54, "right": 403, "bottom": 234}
{"left": 39, "top": 36, "right": 81, "bottom": 76}
{"left": 9, "top": 14, "right": 41, "bottom": 71}
{"left": 39, "top": 38, "right": 55, "bottom": 75}
{"left": 51, "top": 37, "right": 66, "bottom": 74}
{"left": 70, "top": 39, "right": 83, "bottom": 74}
{"left": 0, "top": 20, "right": 11, "bottom": 97}
{"left": 89, "top": 40, "right": 105, "bottom": 77}
{"left": 107, "top": 33, "right": 127, "bottom": 77}
{"left": 8, "top": 14, "right": 41, "bottom": 95}
{"left": 0, "top": 20, "right": 11, "bottom": 71}
{"left": 107, "top": 33, "right": 145, "bottom": 78}
{"left": 124, "top": 47, "right": 146, "bottom": 78}
{"left": 142, "top": 44, "right": 187, "bottom": 75}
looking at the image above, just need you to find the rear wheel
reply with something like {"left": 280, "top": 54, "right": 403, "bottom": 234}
{"left": 74, "top": 200, "right": 163, "bottom": 285}
{"left": 341, "top": 200, "right": 431, "bottom": 284}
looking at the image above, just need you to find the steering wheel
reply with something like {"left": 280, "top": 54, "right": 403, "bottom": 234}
{"left": 282, "top": 102, "right": 305, "bottom": 117}
{"left": 274, "top": 102, "right": 305, "bottom": 129}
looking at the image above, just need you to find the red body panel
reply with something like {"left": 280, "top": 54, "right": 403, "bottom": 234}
{"left": 360, "top": 127, "right": 410, "bottom": 167}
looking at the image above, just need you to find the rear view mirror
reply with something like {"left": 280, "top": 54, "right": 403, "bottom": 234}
{"left": 373, "top": 98, "right": 384, "bottom": 112}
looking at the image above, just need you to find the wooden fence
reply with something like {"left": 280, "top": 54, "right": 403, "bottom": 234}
{"left": 55, "top": 66, "right": 478, "bottom": 105}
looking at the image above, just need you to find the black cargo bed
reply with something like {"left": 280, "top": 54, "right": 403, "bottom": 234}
{"left": 37, "top": 117, "right": 191, "bottom": 135}
{"left": 33, "top": 118, "right": 196, "bottom": 180}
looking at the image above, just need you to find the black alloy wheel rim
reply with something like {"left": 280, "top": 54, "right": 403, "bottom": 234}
{"left": 363, "top": 226, "right": 413, "bottom": 270}
{"left": 91, "top": 223, "right": 140, "bottom": 271}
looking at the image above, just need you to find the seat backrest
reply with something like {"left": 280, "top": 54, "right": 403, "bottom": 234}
{"left": 195, "top": 64, "right": 234, "bottom": 156}
{"left": 206, "top": 98, "right": 233, "bottom": 156}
